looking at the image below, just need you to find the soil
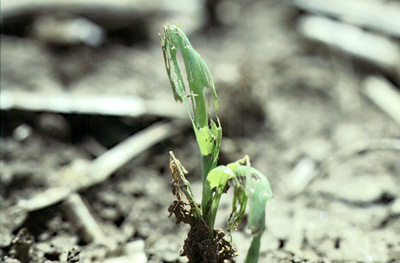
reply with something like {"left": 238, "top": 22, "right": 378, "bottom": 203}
{"left": 1, "top": 0, "right": 400, "bottom": 263}
{"left": 168, "top": 200, "right": 236, "bottom": 263}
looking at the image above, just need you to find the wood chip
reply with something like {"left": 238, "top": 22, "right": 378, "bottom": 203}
{"left": 15, "top": 121, "right": 182, "bottom": 212}
{"left": 0, "top": 91, "right": 185, "bottom": 119}
{"left": 63, "top": 193, "right": 112, "bottom": 248}
{"left": 293, "top": 0, "right": 400, "bottom": 38}
{"left": 298, "top": 15, "right": 400, "bottom": 71}
{"left": 363, "top": 76, "right": 400, "bottom": 126}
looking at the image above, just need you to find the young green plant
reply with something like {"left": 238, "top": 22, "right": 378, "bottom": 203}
{"left": 160, "top": 24, "right": 273, "bottom": 263}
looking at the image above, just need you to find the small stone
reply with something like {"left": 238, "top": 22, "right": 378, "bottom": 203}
{"left": 13, "top": 124, "right": 32, "bottom": 142}
{"left": 124, "top": 240, "right": 145, "bottom": 255}
{"left": 391, "top": 198, "right": 400, "bottom": 215}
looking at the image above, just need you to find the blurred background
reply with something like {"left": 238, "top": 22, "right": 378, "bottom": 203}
{"left": 1, "top": 0, "right": 400, "bottom": 262}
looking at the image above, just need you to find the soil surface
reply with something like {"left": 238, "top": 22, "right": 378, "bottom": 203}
{"left": 1, "top": 0, "right": 400, "bottom": 263}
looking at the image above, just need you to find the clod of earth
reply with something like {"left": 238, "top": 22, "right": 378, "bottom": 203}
{"left": 168, "top": 200, "right": 236, "bottom": 263}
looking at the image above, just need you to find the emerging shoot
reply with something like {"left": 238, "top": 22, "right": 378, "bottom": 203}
{"left": 160, "top": 23, "right": 273, "bottom": 263}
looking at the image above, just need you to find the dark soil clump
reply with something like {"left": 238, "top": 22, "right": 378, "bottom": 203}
{"left": 169, "top": 201, "right": 236, "bottom": 263}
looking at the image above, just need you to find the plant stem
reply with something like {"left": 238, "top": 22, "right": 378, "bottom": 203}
{"left": 245, "top": 227, "right": 263, "bottom": 263}
{"left": 205, "top": 190, "right": 224, "bottom": 237}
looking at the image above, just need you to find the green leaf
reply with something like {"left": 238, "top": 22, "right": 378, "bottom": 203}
{"left": 232, "top": 166, "right": 272, "bottom": 234}
{"left": 229, "top": 165, "right": 273, "bottom": 263}
{"left": 161, "top": 24, "right": 217, "bottom": 129}
{"left": 202, "top": 166, "right": 235, "bottom": 233}
{"left": 210, "top": 119, "right": 222, "bottom": 167}
{"left": 196, "top": 127, "right": 214, "bottom": 157}
{"left": 197, "top": 120, "right": 222, "bottom": 185}
{"left": 245, "top": 168, "right": 273, "bottom": 234}
{"left": 160, "top": 32, "right": 185, "bottom": 103}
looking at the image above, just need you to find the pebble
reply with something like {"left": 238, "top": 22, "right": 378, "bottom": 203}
{"left": 391, "top": 198, "right": 400, "bottom": 215}
{"left": 13, "top": 124, "right": 32, "bottom": 142}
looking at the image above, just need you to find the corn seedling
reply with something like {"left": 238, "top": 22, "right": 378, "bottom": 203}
{"left": 160, "top": 24, "right": 273, "bottom": 263}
